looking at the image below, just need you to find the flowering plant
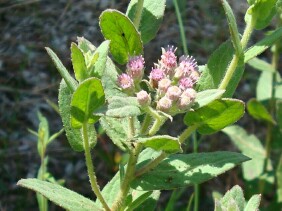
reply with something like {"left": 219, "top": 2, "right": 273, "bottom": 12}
{"left": 17, "top": 0, "right": 282, "bottom": 210}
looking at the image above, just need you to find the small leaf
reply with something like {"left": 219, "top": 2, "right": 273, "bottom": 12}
{"left": 77, "top": 37, "right": 96, "bottom": 53}
{"left": 106, "top": 96, "right": 141, "bottom": 118}
{"left": 193, "top": 89, "right": 225, "bottom": 109}
{"left": 221, "top": 0, "right": 242, "bottom": 55}
{"left": 244, "top": 194, "right": 261, "bottom": 211}
{"left": 126, "top": 0, "right": 165, "bottom": 44}
{"left": 184, "top": 99, "right": 245, "bottom": 135}
{"left": 99, "top": 9, "right": 143, "bottom": 64}
{"left": 70, "top": 78, "right": 105, "bottom": 129}
{"left": 137, "top": 135, "right": 181, "bottom": 154}
{"left": 131, "top": 151, "right": 249, "bottom": 190}
{"left": 220, "top": 185, "right": 245, "bottom": 211}
{"left": 59, "top": 80, "right": 96, "bottom": 151}
{"left": 71, "top": 43, "right": 88, "bottom": 82}
{"left": 256, "top": 71, "right": 273, "bottom": 101}
{"left": 222, "top": 125, "right": 273, "bottom": 181}
{"left": 18, "top": 179, "right": 101, "bottom": 211}
{"left": 244, "top": 27, "right": 282, "bottom": 62}
{"left": 128, "top": 190, "right": 160, "bottom": 211}
{"left": 45, "top": 47, "right": 77, "bottom": 92}
{"left": 245, "top": 0, "right": 277, "bottom": 30}
{"left": 277, "top": 101, "right": 282, "bottom": 129}
{"left": 247, "top": 57, "right": 276, "bottom": 72}
{"left": 89, "top": 40, "right": 110, "bottom": 78}
{"left": 247, "top": 98, "right": 276, "bottom": 124}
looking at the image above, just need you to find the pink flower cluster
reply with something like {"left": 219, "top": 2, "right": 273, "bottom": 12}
{"left": 117, "top": 46, "right": 200, "bottom": 114}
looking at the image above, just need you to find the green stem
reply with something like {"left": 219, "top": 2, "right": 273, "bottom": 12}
{"left": 173, "top": 0, "right": 188, "bottom": 55}
{"left": 140, "top": 114, "right": 152, "bottom": 135}
{"left": 148, "top": 116, "right": 167, "bottom": 136}
{"left": 132, "top": 0, "right": 144, "bottom": 29}
{"left": 219, "top": 15, "right": 256, "bottom": 90}
{"left": 179, "top": 125, "right": 198, "bottom": 144}
{"left": 111, "top": 144, "right": 142, "bottom": 211}
{"left": 192, "top": 132, "right": 199, "bottom": 211}
{"left": 82, "top": 123, "right": 110, "bottom": 211}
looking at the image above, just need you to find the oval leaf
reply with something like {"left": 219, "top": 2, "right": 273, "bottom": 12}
{"left": 184, "top": 99, "right": 245, "bottom": 135}
{"left": 18, "top": 179, "right": 101, "bottom": 211}
{"left": 71, "top": 43, "right": 88, "bottom": 82}
{"left": 99, "top": 9, "right": 143, "bottom": 64}
{"left": 126, "top": 0, "right": 165, "bottom": 44}
{"left": 59, "top": 80, "right": 96, "bottom": 151}
{"left": 137, "top": 135, "right": 181, "bottom": 154}
{"left": 131, "top": 152, "right": 249, "bottom": 190}
{"left": 193, "top": 89, "right": 225, "bottom": 109}
{"left": 71, "top": 78, "right": 105, "bottom": 129}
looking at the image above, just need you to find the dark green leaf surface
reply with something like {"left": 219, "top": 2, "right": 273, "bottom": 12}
{"left": 99, "top": 9, "right": 143, "bottom": 64}
{"left": 59, "top": 80, "right": 96, "bottom": 151}
{"left": 18, "top": 179, "right": 101, "bottom": 211}
{"left": 70, "top": 78, "right": 105, "bottom": 128}
{"left": 137, "top": 135, "right": 181, "bottom": 154}
{"left": 247, "top": 98, "right": 276, "bottom": 124}
{"left": 193, "top": 89, "right": 225, "bottom": 109}
{"left": 131, "top": 152, "right": 249, "bottom": 190}
{"left": 244, "top": 27, "right": 282, "bottom": 62}
{"left": 184, "top": 99, "right": 245, "bottom": 135}
{"left": 71, "top": 43, "right": 87, "bottom": 82}
{"left": 126, "top": 0, "right": 165, "bottom": 43}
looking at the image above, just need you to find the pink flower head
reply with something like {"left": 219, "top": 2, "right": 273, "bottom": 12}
{"left": 136, "top": 90, "right": 151, "bottom": 106}
{"left": 161, "top": 45, "right": 177, "bottom": 68}
{"left": 178, "top": 55, "right": 198, "bottom": 77}
{"left": 179, "top": 77, "right": 194, "bottom": 90}
{"left": 157, "top": 96, "right": 172, "bottom": 112}
{"left": 149, "top": 68, "right": 165, "bottom": 88}
{"left": 127, "top": 55, "right": 145, "bottom": 81}
{"left": 166, "top": 86, "right": 182, "bottom": 101}
{"left": 117, "top": 73, "right": 134, "bottom": 90}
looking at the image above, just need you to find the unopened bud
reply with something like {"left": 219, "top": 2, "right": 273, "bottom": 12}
{"left": 166, "top": 86, "right": 182, "bottom": 101}
{"left": 136, "top": 90, "right": 151, "bottom": 106}
{"left": 178, "top": 88, "right": 196, "bottom": 110}
{"left": 182, "top": 88, "right": 197, "bottom": 101}
{"left": 158, "top": 78, "right": 171, "bottom": 94}
{"left": 189, "top": 70, "right": 200, "bottom": 82}
{"left": 157, "top": 97, "right": 172, "bottom": 112}
{"left": 174, "top": 67, "right": 184, "bottom": 79}
{"left": 149, "top": 68, "right": 165, "bottom": 88}
{"left": 127, "top": 55, "right": 145, "bottom": 81}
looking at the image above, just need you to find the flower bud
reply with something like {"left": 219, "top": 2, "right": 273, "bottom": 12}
{"left": 158, "top": 78, "right": 171, "bottom": 94}
{"left": 127, "top": 55, "right": 145, "bottom": 81}
{"left": 136, "top": 90, "right": 151, "bottom": 106}
{"left": 117, "top": 73, "right": 134, "bottom": 91}
{"left": 166, "top": 86, "right": 182, "bottom": 101}
{"left": 178, "top": 88, "right": 196, "bottom": 110}
{"left": 182, "top": 88, "right": 197, "bottom": 101}
{"left": 157, "top": 97, "right": 172, "bottom": 112}
{"left": 160, "top": 45, "right": 177, "bottom": 70}
{"left": 174, "top": 67, "right": 184, "bottom": 80}
{"left": 149, "top": 68, "right": 165, "bottom": 88}
{"left": 179, "top": 55, "right": 198, "bottom": 77}
{"left": 189, "top": 70, "right": 200, "bottom": 82}
{"left": 179, "top": 77, "right": 193, "bottom": 90}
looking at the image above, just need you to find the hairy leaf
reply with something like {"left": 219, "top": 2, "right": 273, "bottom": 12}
{"left": 245, "top": 194, "right": 261, "bottom": 211}
{"left": 71, "top": 43, "right": 87, "bottom": 82}
{"left": 193, "top": 89, "right": 225, "bottom": 109}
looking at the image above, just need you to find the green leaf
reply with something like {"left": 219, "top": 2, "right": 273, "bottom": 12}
{"left": 37, "top": 112, "right": 49, "bottom": 157}
{"left": 131, "top": 151, "right": 249, "bottom": 191}
{"left": 277, "top": 155, "right": 282, "bottom": 203}
{"left": 128, "top": 190, "right": 160, "bottom": 211}
{"left": 197, "top": 40, "right": 245, "bottom": 97}
{"left": 247, "top": 57, "right": 276, "bottom": 72}
{"left": 193, "top": 89, "right": 225, "bottom": 109}
{"left": 277, "top": 101, "right": 282, "bottom": 129}
{"left": 70, "top": 78, "right": 105, "bottom": 129}
{"left": 137, "top": 135, "right": 181, "bottom": 154}
{"left": 244, "top": 194, "right": 261, "bottom": 211}
{"left": 247, "top": 98, "right": 276, "bottom": 124}
{"left": 59, "top": 80, "right": 96, "bottom": 151}
{"left": 89, "top": 40, "right": 110, "bottom": 78}
{"left": 222, "top": 125, "right": 273, "bottom": 181}
{"left": 126, "top": 0, "right": 165, "bottom": 44}
{"left": 221, "top": 0, "right": 242, "bottom": 55}
{"left": 244, "top": 27, "right": 282, "bottom": 62}
{"left": 256, "top": 71, "right": 273, "bottom": 101}
{"left": 45, "top": 47, "right": 77, "bottom": 92}
{"left": 184, "top": 99, "right": 245, "bottom": 135}
{"left": 18, "top": 179, "right": 101, "bottom": 211}
{"left": 106, "top": 96, "right": 141, "bottom": 118}
{"left": 77, "top": 37, "right": 96, "bottom": 53}
{"left": 99, "top": 9, "right": 143, "bottom": 64}
{"left": 245, "top": 0, "right": 277, "bottom": 30}
{"left": 220, "top": 185, "right": 245, "bottom": 211}
{"left": 71, "top": 43, "right": 88, "bottom": 82}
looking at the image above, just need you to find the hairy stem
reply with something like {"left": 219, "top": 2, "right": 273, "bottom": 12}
{"left": 82, "top": 123, "right": 110, "bottom": 211}
{"left": 179, "top": 125, "right": 198, "bottom": 144}
{"left": 192, "top": 132, "right": 199, "bottom": 211}
{"left": 140, "top": 114, "right": 152, "bottom": 135}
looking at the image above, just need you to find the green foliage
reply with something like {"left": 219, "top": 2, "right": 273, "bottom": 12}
{"left": 58, "top": 80, "right": 97, "bottom": 151}
{"left": 197, "top": 40, "right": 245, "bottom": 97}
{"left": 18, "top": 179, "right": 101, "bottom": 211}
{"left": 221, "top": 0, "right": 242, "bottom": 55}
{"left": 70, "top": 78, "right": 105, "bottom": 128}
{"left": 222, "top": 125, "right": 273, "bottom": 181}
{"left": 131, "top": 152, "right": 249, "bottom": 191}
{"left": 71, "top": 43, "right": 87, "bottom": 82}
{"left": 126, "top": 0, "right": 165, "bottom": 43}
{"left": 277, "top": 155, "right": 282, "bottom": 203}
{"left": 184, "top": 99, "right": 245, "bottom": 135}
{"left": 245, "top": 0, "right": 277, "bottom": 30}
{"left": 244, "top": 27, "right": 282, "bottom": 62}
{"left": 99, "top": 9, "right": 143, "bottom": 64}
{"left": 247, "top": 98, "right": 276, "bottom": 124}
{"left": 247, "top": 57, "right": 276, "bottom": 73}
{"left": 193, "top": 89, "right": 225, "bottom": 109}
{"left": 137, "top": 135, "right": 181, "bottom": 154}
